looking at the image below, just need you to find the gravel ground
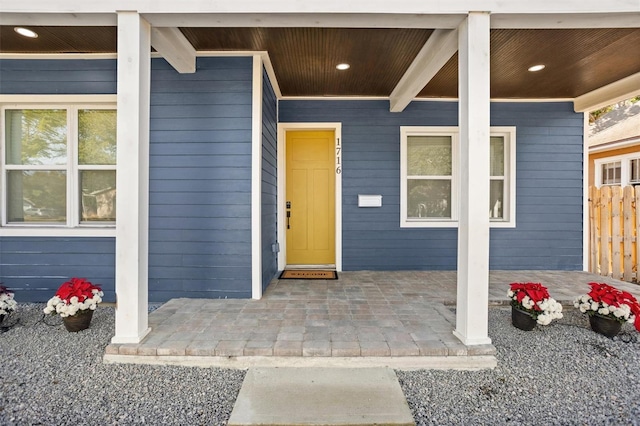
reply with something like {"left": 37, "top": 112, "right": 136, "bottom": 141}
{"left": 398, "top": 307, "right": 640, "bottom": 426}
{"left": 0, "top": 304, "right": 245, "bottom": 425}
{"left": 2, "top": 304, "right": 640, "bottom": 425}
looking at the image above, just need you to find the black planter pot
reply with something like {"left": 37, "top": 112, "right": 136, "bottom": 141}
{"left": 62, "top": 310, "right": 94, "bottom": 332}
{"left": 511, "top": 306, "right": 537, "bottom": 331}
{"left": 589, "top": 314, "right": 622, "bottom": 338}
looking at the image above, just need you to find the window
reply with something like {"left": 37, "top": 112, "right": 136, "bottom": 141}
{"left": 401, "top": 126, "right": 516, "bottom": 228}
{"left": 594, "top": 155, "right": 640, "bottom": 187}
{"left": 2, "top": 105, "right": 116, "bottom": 228}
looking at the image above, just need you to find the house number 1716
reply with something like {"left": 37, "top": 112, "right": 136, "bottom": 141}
{"left": 336, "top": 138, "right": 342, "bottom": 174}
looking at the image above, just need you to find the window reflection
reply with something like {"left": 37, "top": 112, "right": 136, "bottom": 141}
{"left": 5, "top": 110, "right": 67, "bottom": 165}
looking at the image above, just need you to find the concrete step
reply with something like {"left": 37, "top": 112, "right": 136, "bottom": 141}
{"left": 228, "top": 367, "right": 415, "bottom": 426}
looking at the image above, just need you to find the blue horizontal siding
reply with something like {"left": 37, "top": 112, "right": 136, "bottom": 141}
{"left": 0, "top": 56, "right": 254, "bottom": 302}
{"left": 279, "top": 99, "right": 583, "bottom": 271}
{"left": 0, "top": 59, "right": 117, "bottom": 94}
{"left": 0, "top": 59, "right": 118, "bottom": 302}
{"left": 261, "top": 67, "right": 279, "bottom": 290}
{"left": 150, "top": 137, "right": 252, "bottom": 152}
{"left": 0, "top": 238, "right": 115, "bottom": 303}
{"left": 148, "top": 57, "right": 254, "bottom": 300}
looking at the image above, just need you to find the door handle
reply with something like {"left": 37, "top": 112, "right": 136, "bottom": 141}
{"left": 287, "top": 210, "right": 291, "bottom": 229}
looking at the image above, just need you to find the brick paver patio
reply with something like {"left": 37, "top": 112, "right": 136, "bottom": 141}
{"left": 105, "top": 270, "right": 640, "bottom": 365}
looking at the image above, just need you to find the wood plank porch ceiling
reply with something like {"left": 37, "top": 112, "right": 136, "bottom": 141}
{"left": 1, "top": 26, "right": 639, "bottom": 99}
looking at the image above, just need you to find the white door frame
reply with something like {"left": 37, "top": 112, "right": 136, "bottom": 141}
{"left": 277, "top": 123, "right": 343, "bottom": 272}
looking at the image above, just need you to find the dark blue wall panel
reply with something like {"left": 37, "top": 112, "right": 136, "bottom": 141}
{"left": 0, "top": 237, "right": 115, "bottom": 303}
{"left": 0, "top": 59, "right": 117, "bottom": 94}
{"left": 0, "top": 57, "right": 255, "bottom": 302}
{"left": 261, "top": 67, "right": 279, "bottom": 290}
{"left": 0, "top": 59, "right": 117, "bottom": 302}
{"left": 0, "top": 57, "right": 584, "bottom": 303}
{"left": 279, "top": 100, "right": 583, "bottom": 271}
{"left": 148, "top": 57, "right": 253, "bottom": 301}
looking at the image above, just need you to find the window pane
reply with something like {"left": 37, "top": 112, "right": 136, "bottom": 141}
{"left": 602, "top": 161, "right": 621, "bottom": 185}
{"left": 5, "top": 110, "right": 67, "bottom": 165}
{"left": 490, "top": 136, "right": 504, "bottom": 177}
{"left": 632, "top": 159, "right": 640, "bottom": 183}
{"left": 490, "top": 179, "right": 504, "bottom": 219}
{"left": 7, "top": 171, "right": 66, "bottom": 223}
{"left": 407, "top": 136, "right": 452, "bottom": 176}
{"left": 407, "top": 179, "right": 451, "bottom": 218}
{"left": 78, "top": 110, "right": 117, "bottom": 165}
{"left": 80, "top": 171, "right": 116, "bottom": 222}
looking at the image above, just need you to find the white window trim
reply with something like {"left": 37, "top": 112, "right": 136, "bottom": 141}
{"left": 594, "top": 153, "right": 640, "bottom": 187}
{"left": 400, "top": 126, "right": 516, "bottom": 228}
{"left": 0, "top": 97, "right": 117, "bottom": 237}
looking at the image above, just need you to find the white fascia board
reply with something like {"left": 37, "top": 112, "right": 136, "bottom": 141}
{"left": 574, "top": 72, "right": 640, "bottom": 112}
{"left": 143, "top": 13, "right": 465, "bottom": 29}
{"left": 390, "top": 29, "right": 458, "bottom": 113}
{"left": 492, "top": 12, "right": 640, "bottom": 29}
{"left": 150, "top": 27, "right": 196, "bottom": 74}
{"left": 2, "top": 0, "right": 639, "bottom": 14}
{"left": 0, "top": 13, "right": 116, "bottom": 26}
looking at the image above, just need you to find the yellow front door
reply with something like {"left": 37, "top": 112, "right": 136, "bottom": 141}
{"left": 286, "top": 130, "right": 336, "bottom": 265}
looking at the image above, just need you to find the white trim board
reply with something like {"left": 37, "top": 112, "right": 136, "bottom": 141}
{"left": 277, "top": 122, "right": 343, "bottom": 272}
{"left": 583, "top": 112, "right": 589, "bottom": 272}
{"left": 0, "top": 94, "right": 117, "bottom": 103}
{"left": 2, "top": 1, "right": 638, "bottom": 16}
{"left": 251, "top": 55, "right": 264, "bottom": 300}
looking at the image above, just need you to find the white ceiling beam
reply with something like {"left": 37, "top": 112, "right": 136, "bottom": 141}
{"left": 574, "top": 72, "right": 640, "bottom": 112}
{"left": 150, "top": 27, "right": 196, "bottom": 74}
{"left": 389, "top": 29, "right": 458, "bottom": 112}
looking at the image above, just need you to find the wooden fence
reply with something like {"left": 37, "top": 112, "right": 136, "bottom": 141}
{"left": 589, "top": 185, "right": 639, "bottom": 282}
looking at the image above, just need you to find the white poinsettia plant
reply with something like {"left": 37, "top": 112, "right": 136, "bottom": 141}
{"left": 0, "top": 285, "right": 18, "bottom": 315}
{"left": 44, "top": 277, "right": 103, "bottom": 318}
{"left": 508, "top": 282, "right": 564, "bottom": 326}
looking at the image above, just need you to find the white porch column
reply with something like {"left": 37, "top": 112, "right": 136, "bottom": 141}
{"left": 454, "top": 12, "right": 492, "bottom": 346}
{"left": 112, "top": 11, "right": 151, "bottom": 344}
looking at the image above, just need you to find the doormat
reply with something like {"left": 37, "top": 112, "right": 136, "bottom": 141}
{"left": 279, "top": 270, "right": 338, "bottom": 280}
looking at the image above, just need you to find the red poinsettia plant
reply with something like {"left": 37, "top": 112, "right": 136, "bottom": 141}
{"left": 43, "top": 277, "right": 103, "bottom": 318}
{"left": 508, "top": 282, "right": 563, "bottom": 325}
{"left": 574, "top": 282, "right": 640, "bottom": 331}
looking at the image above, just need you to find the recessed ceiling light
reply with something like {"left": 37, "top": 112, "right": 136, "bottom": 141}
{"left": 336, "top": 63, "right": 350, "bottom": 71}
{"left": 528, "top": 64, "right": 545, "bottom": 72}
{"left": 14, "top": 27, "right": 38, "bottom": 38}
